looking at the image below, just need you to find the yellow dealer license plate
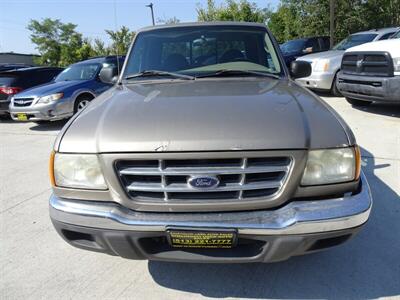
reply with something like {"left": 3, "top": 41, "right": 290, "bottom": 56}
{"left": 167, "top": 229, "right": 237, "bottom": 249}
{"left": 16, "top": 113, "right": 28, "bottom": 121}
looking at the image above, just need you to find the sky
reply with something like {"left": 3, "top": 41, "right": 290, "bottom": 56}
{"left": 0, "top": 0, "right": 280, "bottom": 54}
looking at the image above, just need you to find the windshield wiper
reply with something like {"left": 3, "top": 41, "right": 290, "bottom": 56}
{"left": 195, "top": 69, "right": 281, "bottom": 79}
{"left": 124, "top": 70, "right": 195, "bottom": 80}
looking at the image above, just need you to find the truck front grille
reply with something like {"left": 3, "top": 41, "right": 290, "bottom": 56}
{"left": 13, "top": 97, "right": 34, "bottom": 107}
{"left": 115, "top": 156, "right": 292, "bottom": 202}
{"left": 342, "top": 52, "right": 394, "bottom": 77}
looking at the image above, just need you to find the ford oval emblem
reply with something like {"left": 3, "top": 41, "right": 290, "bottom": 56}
{"left": 188, "top": 176, "right": 220, "bottom": 190}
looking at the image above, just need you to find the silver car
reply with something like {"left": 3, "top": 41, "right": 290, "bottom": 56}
{"left": 296, "top": 27, "right": 399, "bottom": 95}
{"left": 49, "top": 22, "right": 372, "bottom": 263}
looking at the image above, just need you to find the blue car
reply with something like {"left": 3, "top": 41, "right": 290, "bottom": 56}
{"left": 280, "top": 36, "right": 330, "bottom": 67}
{"left": 9, "top": 56, "right": 124, "bottom": 122}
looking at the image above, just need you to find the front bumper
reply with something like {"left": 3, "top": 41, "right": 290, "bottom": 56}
{"left": 9, "top": 98, "right": 73, "bottom": 121}
{"left": 50, "top": 173, "right": 372, "bottom": 263}
{"left": 337, "top": 72, "right": 400, "bottom": 103}
{"left": 296, "top": 71, "right": 336, "bottom": 91}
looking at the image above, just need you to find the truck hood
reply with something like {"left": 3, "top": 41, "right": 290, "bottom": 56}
{"left": 57, "top": 78, "right": 352, "bottom": 153}
{"left": 297, "top": 50, "right": 344, "bottom": 62}
{"left": 15, "top": 80, "right": 86, "bottom": 98}
{"left": 346, "top": 39, "right": 400, "bottom": 57}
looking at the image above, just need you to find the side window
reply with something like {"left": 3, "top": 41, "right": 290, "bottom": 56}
{"left": 319, "top": 38, "right": 330, "bottom": 50}
{"left": 305, "top": 38, "right": 320, "bottom": 52}
{"left": 379, "top": 32, "right": 395, "bottom": 40}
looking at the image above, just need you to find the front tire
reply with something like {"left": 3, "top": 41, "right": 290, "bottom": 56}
{"left": 331, "top": 74, "right": 342, "bottom": 97}
{"left": 74, "top": 96, "right": 93, "bottom": 114}
{"left": 346, "top": 97, "right": 372, "bottom": 107}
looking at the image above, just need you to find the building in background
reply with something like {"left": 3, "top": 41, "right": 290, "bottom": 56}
{"left": 0, "top": 52, "right": 40, "bottom": 65}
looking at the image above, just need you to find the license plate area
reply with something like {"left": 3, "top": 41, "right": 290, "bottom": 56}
{"left": 16, "top": 113, "right": 28, "bottom": 121}
{"left": 167, "top": 228, "right": 237, "bottom": 249}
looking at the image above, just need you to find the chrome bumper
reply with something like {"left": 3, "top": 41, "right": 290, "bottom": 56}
{"left": 296, "top": 71, "right": 336, "bottom": 91}
{"left": 50, "top": 173, "right": 372, "bottom": 236}
{"left": 10, "top": 98, "right": 73, "bottom": 121}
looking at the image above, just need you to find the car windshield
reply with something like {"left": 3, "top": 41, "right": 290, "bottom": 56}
{"left": 333, "top": 33, "right": 377, "bottom": 50}
{"left": 280, "top": 39, "right": 306, "bottom": 54}
{"left": 123, "top": 25, "right": 283, "bottom": 80}
{"left": 391, "top": 30, "right": 400, "bottom": 39}
{"left": 55, "top": 63, "right": 100, "bottom": 82}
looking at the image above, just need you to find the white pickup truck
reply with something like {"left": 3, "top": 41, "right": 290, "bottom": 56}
{"left": 337, "top": 32, "right": 400, "bottom": 106}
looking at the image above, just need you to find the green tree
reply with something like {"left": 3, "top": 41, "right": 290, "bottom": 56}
{"left": 92, "top": 38, "right": 111, "bottom": 56}
{"left": 268, "top": 0, "right": 400, "bottom": 44}
{"left": 197, "top": 0, "right": 270, "bottom": 23}
{"left": 157, "top": 16, "right": 180, "bottom": 24}
{"left": 28, "top": 18, "right": 86, "bottom": 66}
{"left": 105, "top": 26, "right": 135, "bottom": 56}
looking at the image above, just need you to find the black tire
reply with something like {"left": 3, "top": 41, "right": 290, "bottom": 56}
{"left": 74, "top": 95, "right": 93, "bottom": 114}
{"left": 33, "top": 120, "right": 49, "bottom": 125}
{"left": 346, "top": 97, "right": 372, "bottom": 107}
{"left": 331, "top": 74, "right": 342, "bottom": 97}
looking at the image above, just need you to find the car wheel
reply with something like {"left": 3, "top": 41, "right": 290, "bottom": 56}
{"left": 331, "top": 74, "right": 342, "bottom": 97}
{"left": 74, "top": 96, "right": 93, "bottom": 114}
{"left": 346, "top": 97, "right": 372, "bottom": 107}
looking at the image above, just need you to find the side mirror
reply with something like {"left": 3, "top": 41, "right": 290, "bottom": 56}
{"left": 99, "top": 66, "right": 118, "bottom": 84}
{"left": 290, "top": 60, "right": 312, "bottom": 79}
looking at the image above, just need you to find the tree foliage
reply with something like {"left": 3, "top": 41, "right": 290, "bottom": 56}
{"left": 268, "top": 0, "right": 400, "bottom": 44}
{"left": 197, "top": 0, "right": 270, "bottom": 23}
{"left": 28, "top": 19, "right": 135, "bottom": 66}
{"left": 105, "top": 26, "right": 135, "bottom": 56}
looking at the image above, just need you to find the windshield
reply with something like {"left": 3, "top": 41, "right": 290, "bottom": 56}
{"left": 124, "top": 26, "right": 283, "bottom": 79}
{"left": 391, "top": 31, "right": 400, "bottom": 39}
{"left": 280, "top": 39, "right": 306, "bottom": 54}
{"left": 55, "top": 63, "right": 100, "bottom": 82}
{"left": 333, "top": 33, "right": 377, "bottom": 50}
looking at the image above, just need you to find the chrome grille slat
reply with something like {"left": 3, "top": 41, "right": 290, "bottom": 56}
{"left": 119, "top": 165, "right": 289, "bottom": 176}
{"left": 127, "top": 180, "right": 282, "bottom": 193}
{"left": 116, "top": 156, "right": 292, "bottom": 202}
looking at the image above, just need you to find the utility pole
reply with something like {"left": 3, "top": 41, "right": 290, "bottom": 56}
{"left": 330, "top": 0, "right": 335, "bottom": 48}
{"left": 146, "top": 3, "right": 155, "bottom": 26}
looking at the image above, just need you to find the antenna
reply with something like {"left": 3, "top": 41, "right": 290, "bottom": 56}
{"left": 113, "top": 0, "right": 121, "bottom": 82}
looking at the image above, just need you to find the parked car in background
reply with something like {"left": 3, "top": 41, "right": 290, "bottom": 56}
{"left": 0, "top": 64, "right": 34, "bottom": 72}
{"left": 49, "top": 22, "right": 372, "bottom": 263}
{"left": 390, "top": 29, "right": 400, "bottom": 39}
{"left": 0, "top": 67, "right": 63, "bottom": 118}
{"left": 337, "top": 38, "right": 400, "bottom": 106}
{"left": 280, "top": 36, "right": 330, "bottom": 66}
{"left": 9, "top": 56, "right": 125, "bottom": 123}
{"left": 295, "top": 27, "right": 399, "bottom": 96}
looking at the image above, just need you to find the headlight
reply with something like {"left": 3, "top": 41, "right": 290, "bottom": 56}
{"left": 51, "top": 153, "right": 107, "bottom": 190}
{"left": 313, "top": 59, "right": 330, "bottom": 72}
{"left": 301, "top": 147, "right": 360, "bottom": 186}
{"left": 393, "top": 57, "right": 400, "bottom": 72}
{"left": 37, "top": 93, "right": 64, "bottom": 104}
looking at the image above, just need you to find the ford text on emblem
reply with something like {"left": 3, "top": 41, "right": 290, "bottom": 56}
{"left": 188, "top": 176, "right": 220, "bottom": 190}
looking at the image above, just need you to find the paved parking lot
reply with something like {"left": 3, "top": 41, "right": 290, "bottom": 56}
{"left": 1, "top": 95, "right": 399, "bottom": 299}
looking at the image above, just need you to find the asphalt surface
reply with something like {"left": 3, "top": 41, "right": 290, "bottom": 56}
{"left": 1, "top": 96, "right": 399, "bottom": 299}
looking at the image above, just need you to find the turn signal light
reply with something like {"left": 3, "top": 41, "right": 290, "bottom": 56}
{"left": 49, "top": 151, "right": 56, "bottom": 187}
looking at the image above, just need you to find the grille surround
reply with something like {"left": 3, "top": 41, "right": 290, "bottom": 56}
{"left": 341, "top": 51, "right": 394, "bottom": 77}
{"left": 13, "top": 97, "right": 35, "bottom": 107}
{"left": 115, "top": 156, "right": 292, "bottom": 203}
